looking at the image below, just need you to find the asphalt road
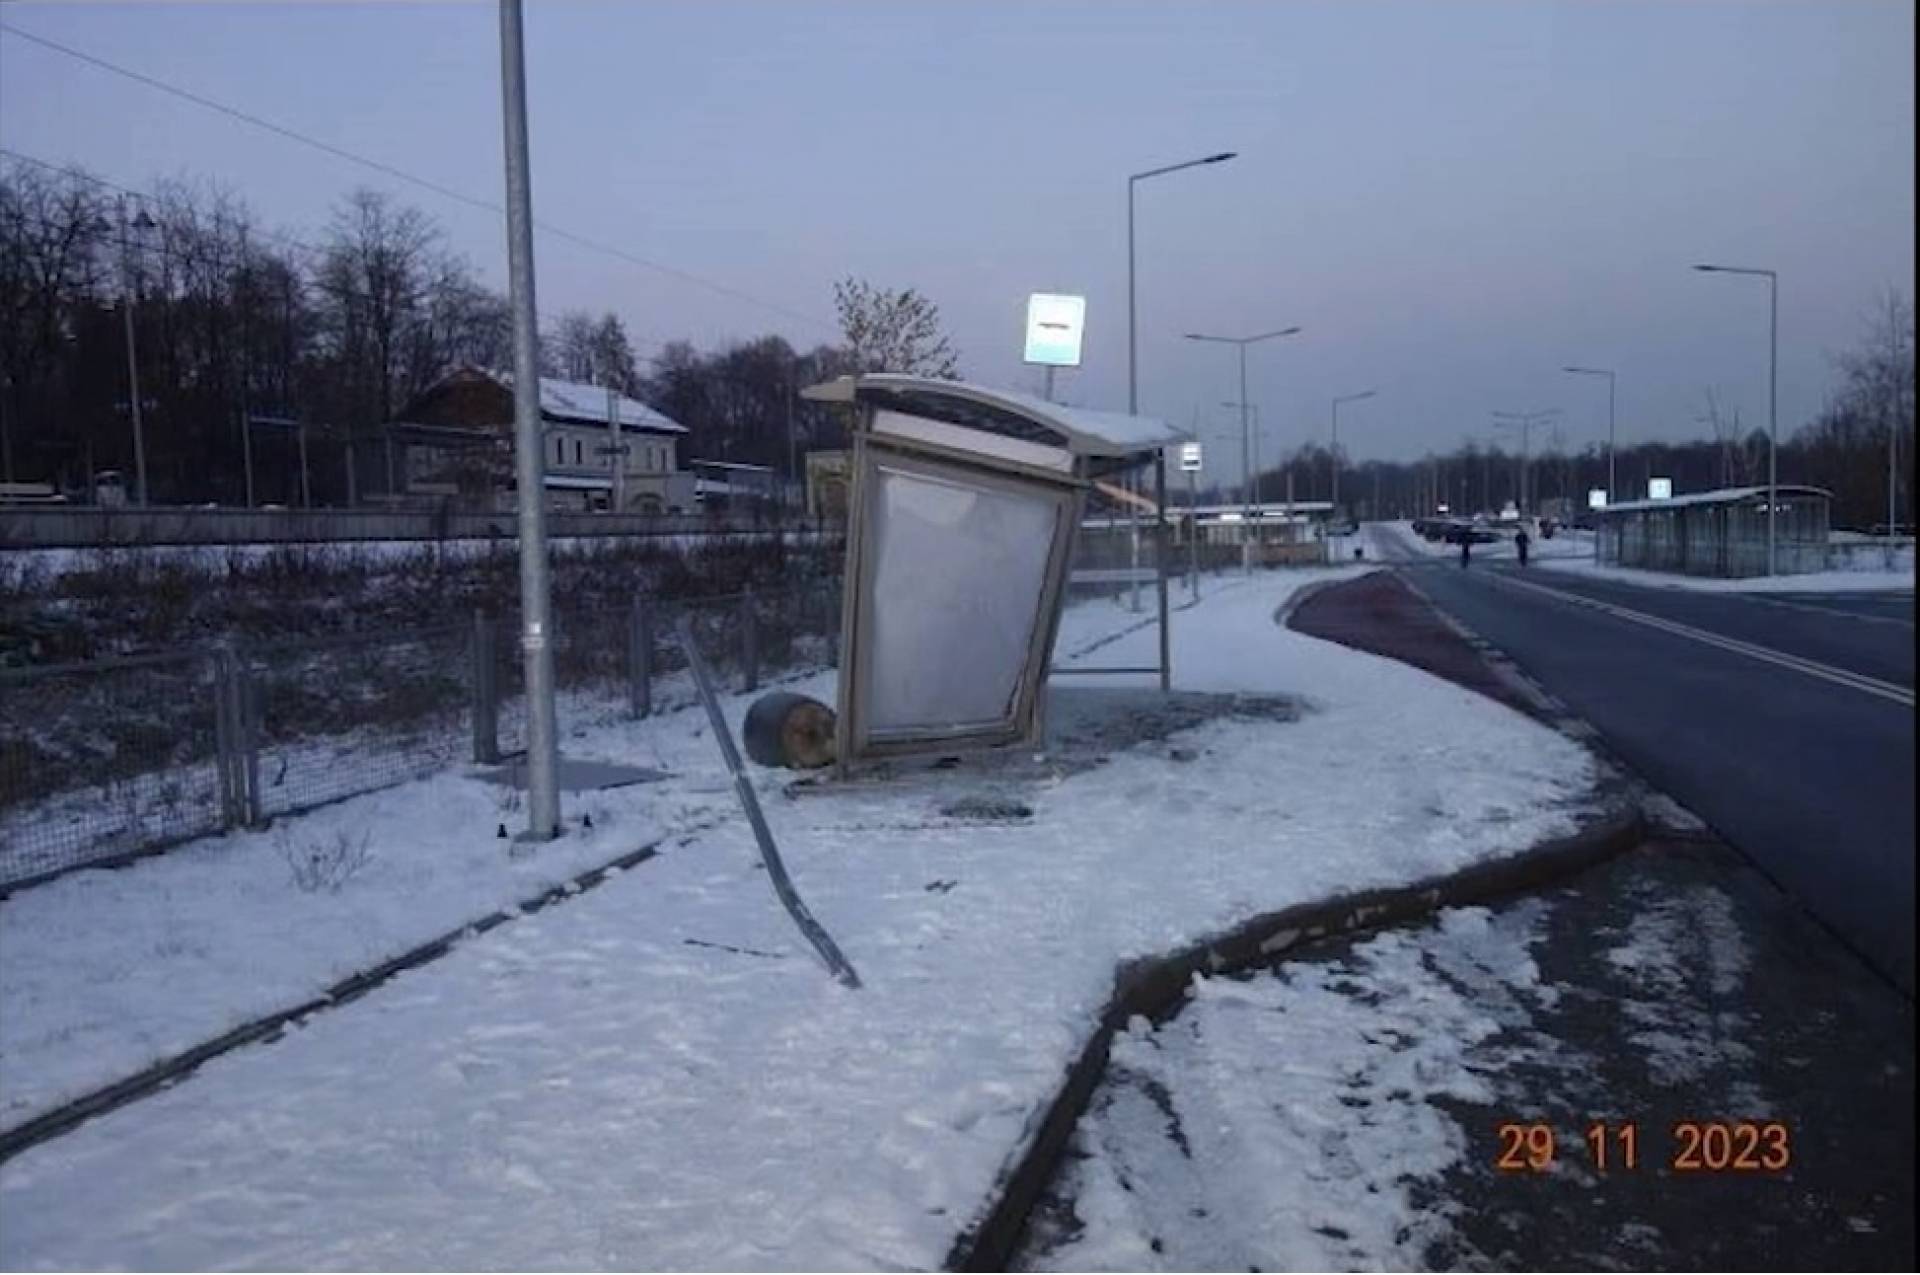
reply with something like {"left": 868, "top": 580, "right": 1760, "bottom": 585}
{"left": 1374, "top": 525, "right": 1916, "bottom": 994}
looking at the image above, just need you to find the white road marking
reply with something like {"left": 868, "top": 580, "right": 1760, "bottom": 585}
{"left": 1741, "top": 594, "right": 1915, "bottom": 629}
{"left": 1483, "top": 569, "right": 1916, "bottom": 708}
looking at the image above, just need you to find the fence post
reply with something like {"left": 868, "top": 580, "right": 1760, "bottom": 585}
{"left": 741, "top": 586, "right": 759, "bottom": 693}
{"left": 629, "top": 594, "right": 653, "bottom": 719}
{"left": 472, "top": 609, "right": 500, "bottom": 764}
{"left": 825, "top": 579, "right": 841, "bottom": 668}
{"left": 211, "top": 649, "right": 239, "bottom": 830}
{"left": 237, "top": 648, "right": 263, "bottom": 828}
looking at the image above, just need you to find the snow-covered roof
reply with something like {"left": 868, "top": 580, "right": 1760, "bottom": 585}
{"left": 483, "top": 367, "right": 687, "bottom": 434}
{"left": 800, "top": 374, "right": 1184, "bottom": 458}
{"left": 1596, "top": 484, "right": 1831, "bottom": 515}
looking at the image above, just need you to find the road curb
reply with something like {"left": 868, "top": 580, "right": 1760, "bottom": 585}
{"left": 944, "top": 802, "right": 1647, "bottom": 1272}
{"left": 0, "top": 826, "right": 712, "bottom": 1166}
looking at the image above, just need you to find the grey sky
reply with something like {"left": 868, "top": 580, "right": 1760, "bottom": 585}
{"left": 2, "top": 1, "right": 1911, "bottom": 464}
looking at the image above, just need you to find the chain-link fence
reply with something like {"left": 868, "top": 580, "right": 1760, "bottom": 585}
{"left": 0, "top": 580, "right": 842, "bottom": 895}
{"left": 0, "top": 650, "right": 229, "bottom": 888}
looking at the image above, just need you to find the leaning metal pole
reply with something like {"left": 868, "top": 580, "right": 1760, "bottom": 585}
{"left": 498, "top": 0, "right": 559, "bottom": 838}
{"left": 678, "top": 614, "right": 861, "bottom": 988}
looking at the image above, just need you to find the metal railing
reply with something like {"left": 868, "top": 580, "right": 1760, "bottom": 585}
{"left": 0, "top": 580, "right": 842, "bottom": 894}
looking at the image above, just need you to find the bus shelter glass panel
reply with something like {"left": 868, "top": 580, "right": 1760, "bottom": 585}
{"left": 865, "top": 462, "right": 1059, "bottom": 734}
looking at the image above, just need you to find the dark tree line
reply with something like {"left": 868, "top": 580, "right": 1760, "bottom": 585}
{"left": 1, "top": 158, "right": 962, "bottom": 506}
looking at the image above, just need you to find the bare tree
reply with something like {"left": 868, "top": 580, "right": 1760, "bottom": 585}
{"left": 832, "top": 276, "right": 959, "bottom": 378}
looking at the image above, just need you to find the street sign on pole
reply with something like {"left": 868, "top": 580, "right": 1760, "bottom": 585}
{"left": 1179, "top": 441, "right": 1202, "bottom": 472}
{"left": 1023, "top": 293, "right": 1086, "bottom": 367}
{"left": 1588, "top": 487, "right": 1608, "bottom": 510}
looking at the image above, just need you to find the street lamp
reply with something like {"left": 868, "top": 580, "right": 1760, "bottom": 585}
{"left": 1186, "top": 326, "right": 1302, "bottom": 572}
{"left": 1127, "top": 152, "right": 1236, "bottom": 415}
{"left": 1124, "top": 151, "right": 1233, "bottom": 618}
{"left": 1694, "top": 264, "right": 1779, "bottom": 575}
{"left": 1218, "top": 401, "right": 1261, "bottom": 506}
{"left": 1562, "top": 365, "right": 1616, "bottom": 508}
{"left": 112, "top": 198, "right": 158, "bottom": 507}
{"left": 1492, "top": 409, "right": 1559, "bottom": 516}
{"left": 1330, "top": 390, "right": 1376, "bottom": 516}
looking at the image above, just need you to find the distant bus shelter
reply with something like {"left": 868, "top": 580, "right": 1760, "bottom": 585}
{"left": 1595, "top": 484, "right": 1831, "bottom": 577}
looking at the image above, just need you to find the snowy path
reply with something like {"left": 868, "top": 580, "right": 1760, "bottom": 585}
{"left": 0, "top": 568, "right": 1600, "bottom": 1271}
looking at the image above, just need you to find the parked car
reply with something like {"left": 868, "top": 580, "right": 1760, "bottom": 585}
{"left": 1442, "top": 521, "right": 1497, "bottom": 545}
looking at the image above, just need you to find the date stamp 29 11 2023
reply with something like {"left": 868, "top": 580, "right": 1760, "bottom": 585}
{"left": 1495, "top": 1121, "right": 1792, "bottom": 1175}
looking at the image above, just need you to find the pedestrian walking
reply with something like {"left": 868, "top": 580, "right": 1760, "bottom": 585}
{"left": 1515, "top": 525, "right": 1531, "bottom": 567}
{"left": 1459, "top": 532, "right": 1471, "bottom": 568}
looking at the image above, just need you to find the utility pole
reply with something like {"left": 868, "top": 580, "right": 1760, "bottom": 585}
{"left": 1331, "top": 389, "right": 1377, "bottom": 517}
{"left": 117, "top": 197, "right": 150, "bottom": 507}
{"left": 297, "top": 420, "right": 311, "bottom": 508}
{"left": 607, "top": 383, "right": 625, "bottom": 514}
{"left": 498, "top": 0, "right": 560, "bottom": 840}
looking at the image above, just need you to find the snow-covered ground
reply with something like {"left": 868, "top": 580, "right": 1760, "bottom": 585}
{"left": 1537, "top": 555, "right": 1916, "bottom": 594}
{"left": 0, "top": 566, "right": 1602, "bottom": 1271}
{"left": 1026, "top": 905, "right": 1552, "bottom": 1271}
{"left": 1024, "top": 882, "right": 1764, "bottom": 1272}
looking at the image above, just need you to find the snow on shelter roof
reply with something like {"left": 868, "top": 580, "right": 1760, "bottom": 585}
{"left": 800, "top": 374, "right": 1184, "bottom": 459}
{"left": 1596, "top": 484, "right": 1832, "bottom": 516}
{"left": 485, "top": 367, "right": 687, "bottom": 433}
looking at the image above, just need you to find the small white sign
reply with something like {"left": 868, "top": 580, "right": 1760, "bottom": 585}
{"left": 1648, "top": 477, "right": 1673, "bottom": 501}
{"left": 1588, "top": 488, "right": 1608, "bottom": 510}
{"left": 1023, "top": 293, "right": 1086, "bottom": 368}
{"left": 1179, "top": 441, "right": 1202, "bottom": 472}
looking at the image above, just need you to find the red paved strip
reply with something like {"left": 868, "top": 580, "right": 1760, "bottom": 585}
{"left": 1286, "top": 570, "right": 1540, "bottom": 718}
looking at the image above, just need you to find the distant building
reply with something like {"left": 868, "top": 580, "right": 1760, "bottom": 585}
{"left": 384, "top": 365, "right": 691, "bottom": 512}
{"left": 687, "top": 458, "right": 779, "bottom": 515}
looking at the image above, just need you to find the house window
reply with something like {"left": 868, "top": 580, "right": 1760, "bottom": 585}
{"left": 572, "top": 438, "right": 583, "bottom": 466}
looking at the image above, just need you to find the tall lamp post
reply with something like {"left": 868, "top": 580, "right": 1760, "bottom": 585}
{"left": 1126, "top": 151, "right": 1234, "bottom": 622}
{"left": 1218, "top": 400, "right": 1260, "bottom": 506}
{"left": 1562, "top": 365, "right": 1616, "bottom": 508}
{"left": 115, "top": 197, "right": 157, "bottom": 507}
{"left": 1492, "top": 409, "right": 1558, "bottom": 516}
{"left": 498, "top": 0, "right": 560, "bottom": 840}
{"left": 1694, "top": 264, "right": 1779, "bottom": 575}
{"left": 1330, "top": 389, "right": 1376, "bottom": 517}
{"left": 1128, "top": 152, "right": 1236, "bottom": 415}
{"left": 1186, "top": 326, "right": 1302, "bottom": 573}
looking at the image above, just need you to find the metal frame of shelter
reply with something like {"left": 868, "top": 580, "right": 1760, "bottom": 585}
{"left": 800, "top": 374, "right": 1182, "bottom": 772}
{"left": 1594, "top": 483, "right": 1832, "bottom": 577}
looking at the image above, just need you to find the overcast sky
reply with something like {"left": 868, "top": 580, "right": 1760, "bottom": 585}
{"left": 2, "top": 1, "right": 1912, "bottom": 463}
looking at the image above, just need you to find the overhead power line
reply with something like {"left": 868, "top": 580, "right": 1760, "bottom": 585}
{"left": 0, "top": 20, "right": 838, "bottom": 333}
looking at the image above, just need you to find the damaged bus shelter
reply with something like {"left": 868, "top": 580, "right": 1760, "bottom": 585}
{"left": 798, "top": 374, "right": 1185, "bottom": 773}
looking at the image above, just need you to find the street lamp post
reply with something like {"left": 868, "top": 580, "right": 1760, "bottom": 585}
{"left": 1218, "top": 400, "right": 1260, "bottom": 507}
{"left": 1492, "top": 409, "right": 1558, "bottom": 516}
{"left": 1694, "top": 265, "right": 1779, "bottom": 575}
{"left": 498, "top": 0, "right": 560, "bottom": 840}
{"left": 1186, "top": 326, "right": 1302, "bottom": 574}
{"left": 1126, "top": 151, "right": 1233, "bottom": 622}
{"left": 116, "top": 197, "right": 156, "bottom": 507}
{"left": 1330, "top": 389, "right": 1377, "bottom": 517}
{"left": 1562, "top": 366, "right": 1616, "bottom": 508}
{"left": 1127, "top": 152, "right": 1236, "bottom": 415}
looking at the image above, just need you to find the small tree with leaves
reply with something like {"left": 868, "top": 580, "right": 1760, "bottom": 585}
{"left": 832, "top": 277, "right": 959, "bottom": 378}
